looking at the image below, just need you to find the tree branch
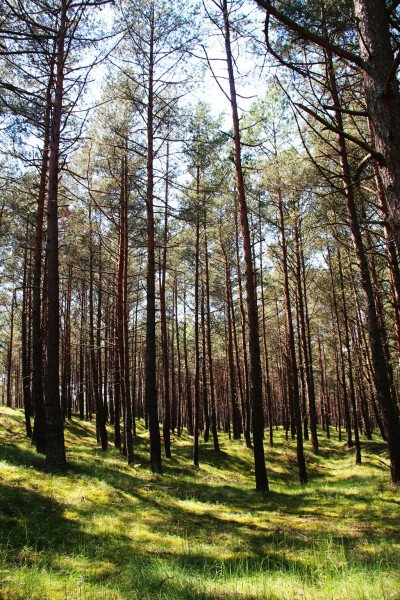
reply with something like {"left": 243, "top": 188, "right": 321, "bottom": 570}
{"left": 253, "top": 0, "right": 363, "bottom": 67}
{"left": 388, "top": 0, "right": 400, "bottom": 14}
{"left": 322, "top": 104, "right": 368, "bottom": 117}
{"left": 294, "top": 102, "right": 384, "bottom": 162}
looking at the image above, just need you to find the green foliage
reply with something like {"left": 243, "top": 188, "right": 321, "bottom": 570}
{"left": 1, "top": 408, "right": 399, "bottom": 600}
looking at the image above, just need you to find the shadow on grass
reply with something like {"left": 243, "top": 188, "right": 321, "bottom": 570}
{"left": 0, "top": 481, "right": 85, "bottom": 553}
{"left": 1, "top": 413, "right": 399, "bottom": 600}
{"left": 0, "top": 440, "right": 46, "bottom": 471}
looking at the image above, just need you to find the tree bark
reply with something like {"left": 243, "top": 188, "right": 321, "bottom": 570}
{"left": 22, "top": 247, "right": 33, "bottom": 437}
{"left": 32, "top": 72, "right": 52, "bottom": 453}
{"left": 277, "top": 192, "right": 307, "bottom": 484}
{"left": 353, "top": 0, "right": 400, "bottom": 248}
{"left": 145, "top": 7, "right": 162, "bottom": 473}
{"left": 45, "top": 1, "right": 67, "bottom": 470}
{"left": 193, "top": 213, "right": 200, "bottom": 466}
{"left": 222, "top": 0, "right": 268, "bottom": 491}
{"left": 160, "top": 141, "right": 171, "bottom": 457}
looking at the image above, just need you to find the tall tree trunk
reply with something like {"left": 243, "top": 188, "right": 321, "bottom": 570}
{"left": 259, "top": 205, "right": 273, "bottom": 447}
{"left": 22, "top": 249, "right": 33, "bottom": 437}
{"left": 222, "top": 0, "right": 268, "bottom": 491}
{"left": 78, "top": 289, "right": 85, "bottom": 421}
{"left": 174, "top": 278, "right": 183, "bottom": 437}
{"left": 160, "top": 141, "right": 171, "bottom": 457}
{"left": 353, "top": 0, "right": 400, "bottom": 248}
{"left": 295, "top": 219, "right": 318, "bottom": 453}
{"left": 116, "top": 157, "right": 133, "bottom": 463}
{"left": 113, "top": 303, "right": 122, "bottom": 449}
{"left": 277, "top": 192, "right": 307, "bottom": 484}
{"left": 62, "top": 265, "right": 72, "bottom": 421}
{"left": 222, "top": 243, "right": 241, "bottom": 440}
{"left": 145, "top": 8, "right": 162, "bottom": 473}
{"left": 32, "top": 72, "right": 53, "bottom": 453}
{"left": 132, "top": 288, "right": 139, "bottom": 436}
{"left": 183, "top": 290, "right": 193, "bottom": 435}
{"left": 122, "top": 155, "right": 134, "bottom": 464}
{"left": 45, "top": 2, "right": 67, "bottom": 469}
{"left": 337, "top": 247, "right": 361, "bottom": 464}
{"left": 6, "top": 290, "right": 16, "bottom": 409}
{"left": 89, "top": 210, "right": 108, "bottom": 452}
{"left": 318, "top": 337, "right": 330, "bottom": 439}
{"left": 193, "top": 213, "right": 200, "bottom": 466}
{"left": 328, "top": 247, "right": 353, "bottom": 447}
{"left": 326, "top": 49, "right": 400, "bottom": 483}
{"left": 235, "top": 202, "right": 251, "bottom": 448}
{"left": 201, "top": 284, "right": 210, "bottom": 442}
{"left": 204, "top": 224, "right": 220, "bottom": 452}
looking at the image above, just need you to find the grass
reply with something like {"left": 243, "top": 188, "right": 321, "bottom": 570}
{"left": 0, "top": 407, "right": 399, "bottom": 600}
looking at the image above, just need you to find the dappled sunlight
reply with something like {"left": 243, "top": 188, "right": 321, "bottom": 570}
{"left": 0, "top": 409, "right": 399, "bottom": 599}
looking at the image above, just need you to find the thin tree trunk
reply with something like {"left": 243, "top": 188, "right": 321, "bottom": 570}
{"left": 328, "top": 247, "right": 353, "bottom": 447}
{"left": 337, "top": 246, "right": 361, "bottom": 464}
{"left": 235, "top": 202, "right": 251, "bottom": 447}
{"left": 204, "top": 224, "right": 220, "bottom": 452}
{"left": 295, "top": 219, "right": 318, "bottom": 453}
{"left": 22, "top": 250, "right": 33, "bottom": 437}
{"left": 183, "top": 290, "right": 193, "bottom": 435}
{"left": 89, "top": 209, "right": 108, "bottom": 452}
{"left": 193, "top": 212, "right": 200, "bottom": 466}
{"left": 6, "top": 290, "right": 16, "bottom": 408}
{"left": 160, "top": 141, "right": 171, "bottom": 457}
{"left": 259, "top": 205, "right": 273, "bottom": 447}
{"left": 222, "top": 243, "right": 241, "bottom": 440}
{"left": 277, "top": 192, "right": 307, "bottom": 484}
{"left": 145, "top": 8, "right": 162, "bottom": 473}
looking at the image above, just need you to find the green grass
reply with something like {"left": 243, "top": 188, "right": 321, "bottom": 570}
{"left": 0, "top": 408, "right": 399, "bottom": 600}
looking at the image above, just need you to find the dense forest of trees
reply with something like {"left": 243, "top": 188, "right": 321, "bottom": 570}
{"left": 2, "top": 0, "right": 400, "bottom": 490}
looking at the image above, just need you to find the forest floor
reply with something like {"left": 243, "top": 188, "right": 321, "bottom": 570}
{"left": 0, "top": 408, "right": 399, "bottom": 600}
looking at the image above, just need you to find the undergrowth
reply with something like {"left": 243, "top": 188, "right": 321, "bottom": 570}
{"left": 0, "top": 407, "right": 399, "bottom": 599}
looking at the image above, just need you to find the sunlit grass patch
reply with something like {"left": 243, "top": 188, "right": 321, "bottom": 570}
{"left": 0, "top": 407, "right": 399, "bottom": 599}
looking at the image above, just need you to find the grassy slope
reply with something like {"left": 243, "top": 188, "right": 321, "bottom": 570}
{"left": 0, "top": 408, "right": 399, "bottom": 600}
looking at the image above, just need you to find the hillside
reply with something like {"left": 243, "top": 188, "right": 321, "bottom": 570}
{"left": 0, "top": 408, "right": 399, "bottom": 600}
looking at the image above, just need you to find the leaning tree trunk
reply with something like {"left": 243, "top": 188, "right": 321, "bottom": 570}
{"left": 326, "top": 48, "right": 400, "bottom": 483}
